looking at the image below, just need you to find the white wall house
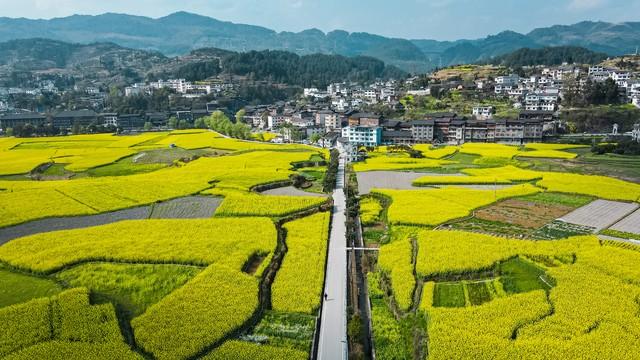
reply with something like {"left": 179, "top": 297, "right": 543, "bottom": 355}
{"left": 341, "top": 126, "right": 382, "bottom": 147}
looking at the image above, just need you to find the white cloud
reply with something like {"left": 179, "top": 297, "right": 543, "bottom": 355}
{"left": 568, "top": 0, "right": 607, "bottom": 11}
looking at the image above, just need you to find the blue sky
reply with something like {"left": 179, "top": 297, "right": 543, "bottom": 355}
{"left": 1, "top": 0, "right": 638, "bottom": 40}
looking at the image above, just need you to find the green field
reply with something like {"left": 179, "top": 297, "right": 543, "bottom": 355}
{"left": 86, "top": 156, "right": 167, "bottom": 177}
{"left": 466, "top": 281, "right": 493, "bottom": 306}
{"left": 0, "top": 266, "right": 62, "bottom": 308}
{"left": 252, "top": 311, "right": 316, "bottom": 351}
{"left": 55, "top": 263, "right": 202, "bottom": 317}
{"left": 528, "top": 147, "right": 640, "bottom": 183}
{"left": 433, "top": 283, "right": 466, "bottom": 307}
{"left": 498, "top": 257, "right": 548, "bottom": 294}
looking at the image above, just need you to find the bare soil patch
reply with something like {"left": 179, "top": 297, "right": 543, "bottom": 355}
{"left": 476, "top": 199, "right": 573, "bottom": 229}
{"left": 261, "top": 186, "right": 326, "bottom": 197}
{"left": 149, "top": 196, "right": 222, "bottom": 219}
{"left": 356, "top": 171, "right": 450, "bottom": 194}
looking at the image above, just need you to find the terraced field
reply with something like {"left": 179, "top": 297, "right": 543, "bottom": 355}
{"left": 361, "top": 142, "right": 640, "bottom": 360}
{"left": 0, "top": 131, "right": 332, "bottom": 359}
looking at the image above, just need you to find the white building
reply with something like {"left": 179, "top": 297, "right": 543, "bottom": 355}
{"left": 125, "top": 84, "right": 148, "bottom": 97}
{"left": 268, "top": 115, "right": 287, "bottom": 129}
{"left": 331, "top": 98, "right": 350, "bottom": 111}
{"left": 364, "top": 89, "right": 378, "bottom": 102}
{"left": 472, "top": 106, "right": 494, "bottom": 120}
{"left": 611, "top": 71, "right": 631, "bottom": 87}
{"left": 102, "top": 113, "right": 118, "bottom": 127}
{"left": 496, "top": 74, "right": 520, "bottom": 86}
{"left": 341, "top": 126, "right": 382, "bottom": 147}
{"left": 406, "top": 89, "right": 431, "bottom": 96}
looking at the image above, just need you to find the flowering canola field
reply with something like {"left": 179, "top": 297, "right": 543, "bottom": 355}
{"left": 366, "top": 142, "right": 640, "bottom": 359}
{"left": 0, "top": 132, "right": 331, "bottom": 359}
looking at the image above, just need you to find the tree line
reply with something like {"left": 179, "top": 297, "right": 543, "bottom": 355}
{"left": 486, "top": 46, "right": 609, "bottom": 68}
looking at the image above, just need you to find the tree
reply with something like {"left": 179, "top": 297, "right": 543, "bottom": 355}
{"left": 561, "top": 76, "right": 583, "bottom": 107}
{"left": 177, "top": 120, "right": 190, "bottom": 130}
{"left": 310, "top": 133, "right": 322, "bottom": 144}
{"left": 584, "top": 78, "right": 620, "bottom": 105}
{"left": 5, "top": 128, "right": 13, "bottom": 137}
{"left": 143, "top": 122, "right": 153, "bottom": 131}
{"left": 194, "top": 118, "right": 206, "bottom": 129}
{"left": 235, "top": 109, "right": 246, "bottom": 124}
{"left": 167, "top": 117, "right": 178, "bottom": 129}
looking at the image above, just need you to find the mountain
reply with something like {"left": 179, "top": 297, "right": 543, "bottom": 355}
{"left": 0, "top": 38, "right": 167, "bottom": 71}
{"left": 414, "top": 31, "right": 541, "bottom": 66}
{"left": 0, "top": 12, "right": 431, "bottom": 73}
{"left": 0, "top": 38, "right": 405, "bottom": 88}
{"left": 527, "top": 21, "right": 640, "bottom": 55}
{"left": 0, "top": 12, "right": 637, "bottom": 71}
{"left": 412, "top": 22, "right": 639, "bottom": 66}
{"left": 485, "top": 46, "right": 609, "bottom": 68}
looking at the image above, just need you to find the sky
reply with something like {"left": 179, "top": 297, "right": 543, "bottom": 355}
{"left": 0, "top": 0, "right": 638, "bottom": 40}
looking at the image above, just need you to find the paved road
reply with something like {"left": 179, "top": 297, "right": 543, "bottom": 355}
{"left": 317, "top": 152, "right": 348, "bottom": 360}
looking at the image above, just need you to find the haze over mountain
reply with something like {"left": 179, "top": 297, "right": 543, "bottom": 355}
{"left": 0, "top": 12, "right": 638, "bottom": 72}
{"left": 0, "top": 38, "right": 405, "bottom": 89}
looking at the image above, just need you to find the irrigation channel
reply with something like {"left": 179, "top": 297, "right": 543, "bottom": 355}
{"left": 0, "top": 196, "right": 222, "bottom": 245}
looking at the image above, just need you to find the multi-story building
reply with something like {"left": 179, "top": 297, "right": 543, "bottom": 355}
{"left": 52, "top": 110, "right": 98, "bottom": 129}
{"left": 382, "top": 130, "right": 413, "bottom": 145}
{"left": 117, "top": 114, "right": 146, "bottom": 131}
{"left": 472, "top": 106, "right": 494, "bottom": 120}
{"left": 496, "top": 74, "right": 520, "bottom": 86}
{"left": 348, "top": 113, "right": 381, "bottom": 127}
{"left": 341, "top": 125, "right": 382, "bottom": 147}
{"left": 268, "top": 115, "right": 288, "bottom": 129}
{"left": 409, "top": 120, "right": 435, "bottom": 142}
{"left": 611, "top": 71, "right": 631, "bottom": 87}
{"left": 316, "top": 110, "right": 340, "bottom": 131}
{"left": 100, "top": 113, "right": 119, "bottom": 127}
{"left": 0, "top": 113, "right": 48, "bottom": 129}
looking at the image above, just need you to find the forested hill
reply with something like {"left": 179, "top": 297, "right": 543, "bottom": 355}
{"left": 484, "top": 46, "right": 610, "bottom": 67}
{"left": 215, "top": 50, "right": 407, "bottom": 87}
{"left": 0, "top": 38, "right": 406, "bottom": 88}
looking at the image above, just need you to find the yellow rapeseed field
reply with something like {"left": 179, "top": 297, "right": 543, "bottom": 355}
{"left": 272, "top": 212, "right": 330, "bottom": 314}
{"left": 412, "top": 145, "right": 458, "bottom": 159}
{"left": 0, "top": 150, "right": 319, "bottom": 227}
{"left": 414, "top": 230, "right": 594, "bottom": 277}
{"left": 0, "top": 133, "right": 170, "bottom": 175}
{"left": 0, "top": 218, "right": 276, "bottom": 273}
{"left": 459, "top": 143, "right": 579, "bottom": 160}
{"left": 132, "top": 264, "right": 259, "bottom": 360}
{"left": 215, "top": 192, "right": 327, "bottom": 217}
{"left": 0, "top": 288, "right": 139, "bottom": 359}
{"left": 374, "top": 184, "right": 541, "bottom": 226}
{"left": 537, "top": 172, "right": 640, "bottom": 201}
{"left": 202, "top": 341, "right": 307, "bottom": 360}
{"left": 378, "top": 234, "right": 415, "bottom": 311}
{"left": 353, "top": 154, "right": 452, "bottom": 172}
{"left": 360, "top": 196, "right": 383, "bottom": 225}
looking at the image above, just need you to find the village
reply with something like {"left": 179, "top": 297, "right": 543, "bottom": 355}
{"left": 2, "top": 60, "right": 640, "bottom": 151}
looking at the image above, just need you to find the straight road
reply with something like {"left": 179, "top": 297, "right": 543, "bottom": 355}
{"left": 317, "top": 152, "right": 348, "bottom": 360}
